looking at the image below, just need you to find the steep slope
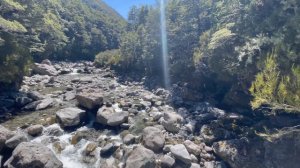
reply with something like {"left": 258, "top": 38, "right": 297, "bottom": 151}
{"left": 0, "top": 0, "right": 125, "bottom": 90}
{"left": 98, "top": 0, "right": 300, "bottom": 112}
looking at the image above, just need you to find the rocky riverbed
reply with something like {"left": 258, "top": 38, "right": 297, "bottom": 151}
{"left": 0, "top": 60, "right": 300, "bottom": 168}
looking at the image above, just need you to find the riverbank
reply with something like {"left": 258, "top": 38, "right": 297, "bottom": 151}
{"left": 0, "top": 60, "right": 299, "bottom": 168}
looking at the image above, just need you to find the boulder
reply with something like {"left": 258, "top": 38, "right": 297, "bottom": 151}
{"left": 170, "top": 144, "right": 191, "bottom": 165}
{"left": 44, "top": 124, "right": 64, "bottom": 136}
{"left": 41, "top": 59, "right": 52, "bottom": 65}
{"left": 100, "top": 143, "right": 118, "bottom": 157}
{"left": 125, "top": 146, "right": 156, "bottom": 168}
{"left": 32, "top": 63, "right": 59, "bottom": 76}
{"left": 76, "top": 92, "right": 103, "bottom": 110}
{"left": 99, "top": 159, "right": 118, "bottom": 168}
{"left": 4, "top": 142, "right": 63, "bottom": 168}
{"left": 27, "top": 91, "right": 44, "bottom": 101}
{"left": 0, "top": 125, "right": 14, "bottom": 152}
{"left": 83, "top": 142, "right": 98, "bottom": 156}
{"left": 183, "top": 140, "right": 201, "bottom": 156}
{"left": 5, "top": 134, "right": 28, "bottom": 149}
{"left": 142, "top": 126, "right": 165, "bottom": 152}
{"left": 194, "top": 102, "right": 225, "bottom": 117}
{"left": 23, "top": 100, "right": 41, "bottom": 111}
{"left": 200, "top": 124, "right": 235, "bottom": 144}
{"left": 161, "top": 155, "right": 175, "bottom": 168}
{"left": 161, "top": 112, "right": 183, "bottom": 133}
{"left": 26, "top": 125, "right": 43, "bottom": 136}
{"left": 191, "top": 163, "right": 201, "bottom": 168}
{"left": 96, "top": 107, "right": 128, "bottom": 126}
{"left": 36, "top": 98, "right": 54, "bottom": 110}
{"left": 64, "top": 91, "right": 76, "bottom": 101}
{"left": 15, "top": 96, "right": 32, "bottom": 107}
{"left": 213, "top": 127, "right": 300, "bottom": 168}
{"left": 81, "top": 142, "right": 98, "bottom": 164}
{"left": 60, "top": 68, "right": 72, "bottom": 75}
{"left": 204, "top": 162, "right": 215, "bottom": 168}
{"left": 123, "top": 134, "right": 136, "bottom": 145}
{"left": 56, "top": 107, "right": 85, "bottom": 127}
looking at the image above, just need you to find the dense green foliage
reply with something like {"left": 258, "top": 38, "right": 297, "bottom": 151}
{"left": 250, "top": 53, "right": 300, "bottom": 110}
{"left": 0, "top": 0, "right": 125, "bottom": 90}
{"left": 1, "top": 0, "right": 299, "bottom": 111}
{"left": 112, "top": 0, "right": 300, "bottom": 111}
{"left": 94, "top": 49, "right": 121, "bottom": 67}
{"left": 0, "top": 33, "right": 31, "bottom": 91}
{"left": 0, "top": 0, "right": 125, "bottom": 60}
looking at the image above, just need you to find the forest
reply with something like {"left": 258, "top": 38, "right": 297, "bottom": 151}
{"left": 0, "top": 0, "right": 300, "bottom": 168}
{"left": 96, "top": 0, "right": 300, "bottom": 112}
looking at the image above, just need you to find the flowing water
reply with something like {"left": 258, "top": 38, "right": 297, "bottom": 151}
{"left": 31, "top": 125, "right": 102, "bottom": 168}
{"left": 160, "top": 0, "right": 171, "bottom": 89}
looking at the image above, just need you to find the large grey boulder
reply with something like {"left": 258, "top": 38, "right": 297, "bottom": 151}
{"left": 183, "top": 140, "right": 201, "bottom": 156}
{"left": 96, "top": 106, "right": 128, "bottom": 126}
{"left": 41, "top": 59, "right": 52, "bottom": 65}
{"left": 76, "top": 92, "right": 103, "bottom": 110}
{"left": 4, "top": 142, "right": 63, "bottom": 168}
{"left": 125, "top": 146, "right": 156, "bottom": 168}
{"left": 32, "top": 63, "right": 59, "bottom": 76}
{"left": 161, "top": 155, "right": 175, "bottom": 168}
{"left": 5, "top": 134, "right": 28, "bottom": 149}
{"left": 56, "top": 107, "right": 85, "bottom": 127}
{"left": 161, "top": 112, "right": 183, "bottom": 133}
{"left": 142, "top": 126, "right": 165, "bottom": 152}
{"left": 0, "top": 125, "right": 14, "bottom": 152}
{"left": 27, "top": 91, "right": 44, "bottom": 101}
{"left": 123, "top": 134, "right": 136, "bottom": 145}
{"left": 170, "top": 144, "right": 191, "bottom": 165}
{"left": 36, "top": 98, "right": 54, "bottom": 110}
{"left": 213, "top": 127, "right": 300, "bottom": 168}
{"left": 44, "top": 124, "right": 63, "bottom": 136}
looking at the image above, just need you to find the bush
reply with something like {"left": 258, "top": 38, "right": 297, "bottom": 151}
{"left": 250, "top": 51, "right": 300, "bottom": 110}
{"left": 208, "top": 28, "right": 236, "bottom": 50}
{"left": 0, "top": 16, "right": 27, "bottom": 33}
{"left": 0, "top": 34, "right": 32, "bottom": 91}
{"left": 249, "top": 52, "right": 279, "bottom": 109}
{"left": 94, "top": 49, "right": 121, "bottom": 67}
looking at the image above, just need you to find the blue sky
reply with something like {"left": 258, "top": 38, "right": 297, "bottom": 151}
{"left": 103, "top": 0, "right": 156, "bottom": 19}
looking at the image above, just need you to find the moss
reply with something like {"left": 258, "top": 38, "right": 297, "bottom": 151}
{"left": 0, "top": 16, "right": 27, "bottom": 33}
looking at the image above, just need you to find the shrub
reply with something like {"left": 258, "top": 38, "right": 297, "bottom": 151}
{"left": 250, "top": 51, "right": 300, "bottom": 110}
{"left": 94, "top": 49, "right": 121, "bottom": 67}
{"left": 208, "top": 28, "right": 236, "bottom": 49}
{"left": 249, "top": 52, "right": 279, "bottom": 109}
{"left": 0, "top": 16, "right": 27, "bottom": 33}
{"left": 0, "top": 34, "right": 32, "bottom": 91}
{"left": 2, "top": 0, "right": 25, "bottom": 11}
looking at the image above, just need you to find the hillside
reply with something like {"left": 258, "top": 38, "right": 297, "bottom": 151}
{"left": 96, "top": 0, "right": 300, "bottom": 112}
{"left": 0, "top": 0, "right": 125, "bottom": 90}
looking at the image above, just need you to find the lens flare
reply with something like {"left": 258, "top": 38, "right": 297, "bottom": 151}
{"left": 160, "top": 0, "right": 170, "bottom": 89}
